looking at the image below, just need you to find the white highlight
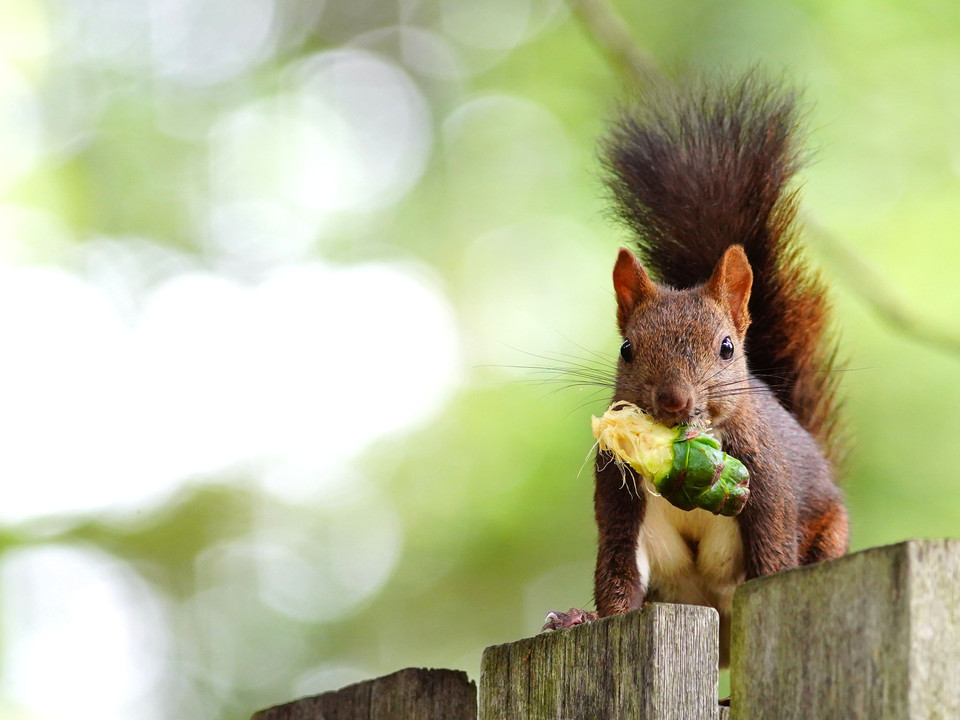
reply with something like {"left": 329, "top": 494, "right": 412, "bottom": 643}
{"left": 0, "top": 257, "right": 461, "bottom": 521}
{"left": 148, "top": 0, "right": 276, "bottom": 85}
{"left": 0, "top": 60, "right": 41, "bottom": 191}
{"left": 0, "top": 545, "right": 168, "bottom": 720}
{"left": 208, "top": 49, "right": 432, "bottom": 228}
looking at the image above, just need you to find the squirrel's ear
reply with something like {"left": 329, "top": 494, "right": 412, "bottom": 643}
{"left": 613, "top": 247, "right": 656, "bottom": 331}
{"left": 707, "top": 245, "right": 753, "bottom": 335}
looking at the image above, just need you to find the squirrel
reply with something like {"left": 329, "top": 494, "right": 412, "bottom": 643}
{"left": 543, "top": 73, "right": 849, "bottom": 666}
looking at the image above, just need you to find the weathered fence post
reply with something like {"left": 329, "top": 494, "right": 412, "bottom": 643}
{"left": 479, "top": 603, "right": 720, "bottom": 720}
{"left": 731, "top": 539, "right": 960, "bottom": 719}
{"left": 248, "top": 539, "right": 960, "bottom": 719}
{"left": 250, "top": 667, "right": 477, "bottom": 720}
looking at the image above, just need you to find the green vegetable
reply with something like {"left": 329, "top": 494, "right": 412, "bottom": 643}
{"left": 592, "top": 402, "right": 750, "bottom": 516}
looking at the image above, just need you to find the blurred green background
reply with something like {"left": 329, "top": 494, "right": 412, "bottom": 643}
{"left": 2, "top": 0, "right": 960, "bottom": 718}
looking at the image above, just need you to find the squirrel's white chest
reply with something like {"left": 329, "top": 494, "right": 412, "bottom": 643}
{"left": 636, "top": 492, "right": 745, "bottom": 616}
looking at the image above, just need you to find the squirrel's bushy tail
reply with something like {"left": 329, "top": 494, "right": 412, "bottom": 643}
{"left": 603, "top": 71, "right": 841, "bottom": 460}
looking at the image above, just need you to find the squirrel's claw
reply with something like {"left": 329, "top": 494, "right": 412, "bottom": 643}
{"left": 541, "top": 608, "right": 598, "bottom": 632}
{"left": 541, "top": 611, "right": 560, "bottom": 631}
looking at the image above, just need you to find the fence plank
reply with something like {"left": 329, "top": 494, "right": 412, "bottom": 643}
{"left": 479, "top": 603, "right": 720, "bottom": 720}
{"left": 251, "top": 667, "right": 477, "bottom": 720}
{"left": 730, "top": 539, "right": 960, "bottom": 720}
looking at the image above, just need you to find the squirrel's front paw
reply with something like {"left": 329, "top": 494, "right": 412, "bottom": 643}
{"left": 541, "top": 608, "right": 598, "bottom": 632}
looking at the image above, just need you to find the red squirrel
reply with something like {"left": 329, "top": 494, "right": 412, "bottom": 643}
{"left": 543, "top": 73, "right": 849, "bottom": 665}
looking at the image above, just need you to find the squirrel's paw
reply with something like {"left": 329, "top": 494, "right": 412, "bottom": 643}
{"left": 541, "top": 608, "right": 598, "bottom": 632}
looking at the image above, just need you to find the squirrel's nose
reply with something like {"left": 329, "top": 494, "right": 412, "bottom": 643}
{"left": 654, "top": 386, "right": 693, "bottom": 422}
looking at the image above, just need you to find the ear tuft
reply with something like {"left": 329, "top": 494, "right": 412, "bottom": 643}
{"left": 706, "top": 245, "right": 753, "bottom": 335}
{"left": 613, "top": 248, "right": 656, "bottom": 332}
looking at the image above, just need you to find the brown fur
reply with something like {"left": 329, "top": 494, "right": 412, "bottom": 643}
{"left": 588, "top": 266, "right": 848, "bottom": 662}
{"left": 602, "top": 72, "right": 844, "bottom": 464}
{"left": 544, "top": 74, "right": 849, "bottom": 649}
{"left": 593, "top": 452, "right": 646, "bottom": 614}
{"left": 576, "top": 75, "right": 849, "bottom": 662}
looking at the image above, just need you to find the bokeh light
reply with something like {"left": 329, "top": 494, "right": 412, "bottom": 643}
{"left": 1, "top": 544, "right": 169, "bottom": 720}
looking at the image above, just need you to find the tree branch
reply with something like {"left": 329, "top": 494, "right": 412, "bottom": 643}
{"left": 804, "top": 218, "right": 960, "bottom": 357}
{"left": 564, "top": 0, "right": 664, "bottom": 90}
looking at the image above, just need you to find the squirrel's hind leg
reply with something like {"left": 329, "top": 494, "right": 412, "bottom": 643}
{"left": 799, "top": 496, "right": 849, "bottom": 564}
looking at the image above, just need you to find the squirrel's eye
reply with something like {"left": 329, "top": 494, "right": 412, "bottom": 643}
{"left": 620, "top": 338, "right": 634, "bottom": 363}
{"left": 719, "top": 336, "right": 735, "bottom": 361}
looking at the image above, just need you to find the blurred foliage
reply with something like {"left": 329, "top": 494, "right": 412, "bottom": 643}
{"left": 3, "top": 1, "right": 960, "bottom": 719}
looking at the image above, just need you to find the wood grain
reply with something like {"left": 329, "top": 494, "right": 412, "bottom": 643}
{"left": 479, "top": 603, "right": 720, "bottom": 720}
{"left": 251, "top": 667, "right": 477, "bottom": 720}
{"left": 730, "top": 539, "right": 960, "bottom": 719}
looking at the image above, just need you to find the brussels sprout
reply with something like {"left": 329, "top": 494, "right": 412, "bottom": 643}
{"left": 591, "top": 401, "right": 750, "bottom": 516}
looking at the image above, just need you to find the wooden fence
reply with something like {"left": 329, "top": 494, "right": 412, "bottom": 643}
{"left": 251, "top": 539, "right": 960, "bottom": 719}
